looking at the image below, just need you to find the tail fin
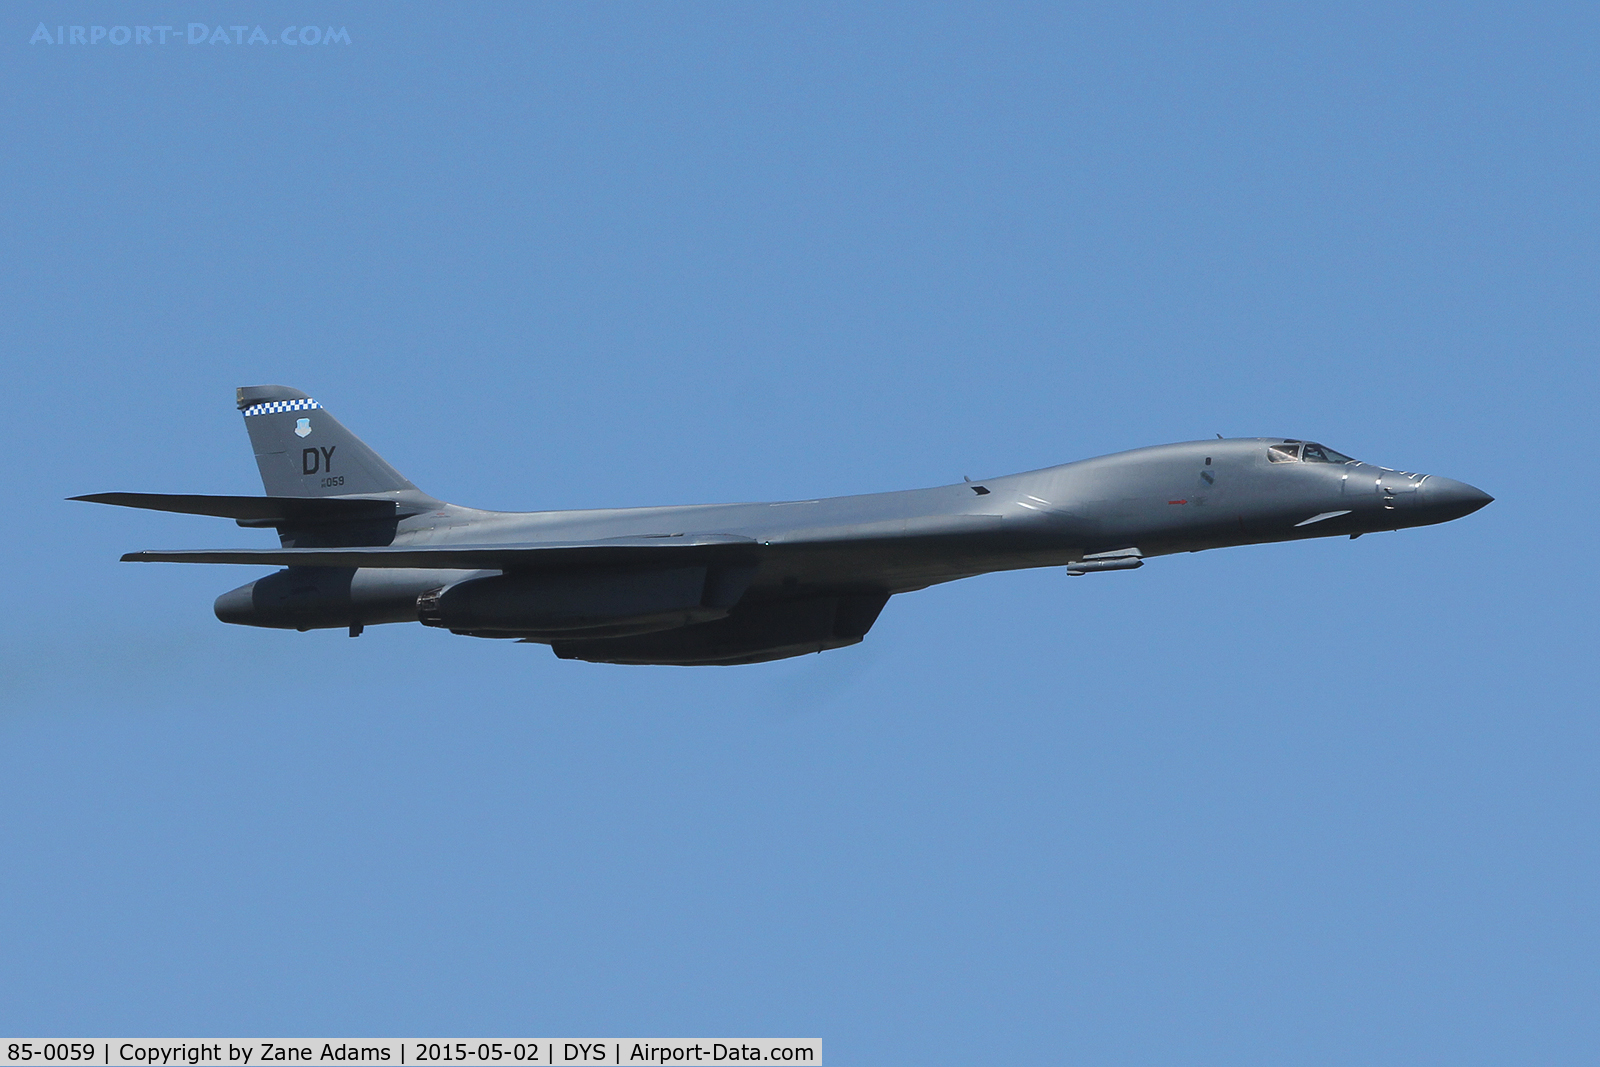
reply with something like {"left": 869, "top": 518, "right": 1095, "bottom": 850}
{"left": 236, "top": 385, "right": 418, "bottom": 498}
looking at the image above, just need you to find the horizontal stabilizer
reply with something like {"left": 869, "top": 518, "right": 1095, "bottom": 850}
{"left": 120, "top": 534, "right": 761, "bottom": 570}
{"left": 72, "top": 492, "right": 408, "bottom": 525}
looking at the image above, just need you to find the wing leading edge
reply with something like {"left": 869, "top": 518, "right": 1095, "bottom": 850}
{"left": 119, "top": 535, "right": 762, "bottom": 570}
{"left": 116, "top": 513, "right": 1010, "bottom": 569}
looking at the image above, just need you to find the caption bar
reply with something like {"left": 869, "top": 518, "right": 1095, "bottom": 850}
{"left": 2, "top": 1044, "right": 818, "bottom": 1066}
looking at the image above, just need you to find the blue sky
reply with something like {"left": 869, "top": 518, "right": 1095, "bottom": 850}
{"left": 2, "top": 3, "right": 1596, "bottom": 1062}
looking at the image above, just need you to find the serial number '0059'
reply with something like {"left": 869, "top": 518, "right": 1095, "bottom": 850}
{"left": 6, "top": 1046, "right": 98, "bottom": 1063}
{"left": 413, "top": 1046, "right": 544, "bottom": 1062}
{"left": 320, "top": 476, "right": 344, "bottom": 488}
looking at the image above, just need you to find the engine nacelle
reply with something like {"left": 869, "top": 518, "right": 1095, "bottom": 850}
{"left": 416, "top": 566, "right": 752, "bottom": 639}
{"left": 214, "top": 567, "right": 488, "bottom": 631}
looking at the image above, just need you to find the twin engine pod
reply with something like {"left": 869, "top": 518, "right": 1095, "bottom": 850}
{"left": 415, "top": 565, "right": 754, "bottom": 640}
{"left": 214, "top": 560, "right": 889, "bottom": 664}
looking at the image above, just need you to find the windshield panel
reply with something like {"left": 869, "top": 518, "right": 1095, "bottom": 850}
{"left": 1268, "top": 443, "right": 1300, "bottom": 463}
{"left": 1305, "top": 443, "right": 1357, "bottom": 463}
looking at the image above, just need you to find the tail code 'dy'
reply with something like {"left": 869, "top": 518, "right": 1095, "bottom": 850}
{"left": 236, "top": 385, "right": 418, "bottom": 497}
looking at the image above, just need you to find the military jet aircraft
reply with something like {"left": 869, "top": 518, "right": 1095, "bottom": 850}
{"left": 75, "top": 385, "right": 1491, "bottom": 665}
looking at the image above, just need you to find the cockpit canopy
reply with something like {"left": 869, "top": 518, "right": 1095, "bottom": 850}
{"left": 1267, "top": 440, "right": 1356, "bottom": 464}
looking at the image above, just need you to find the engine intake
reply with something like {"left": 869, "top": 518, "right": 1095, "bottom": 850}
{"left": 551, "top": 591, "right": 891, "bottom": 665}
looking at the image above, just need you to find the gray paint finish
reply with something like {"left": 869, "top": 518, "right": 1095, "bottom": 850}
{"left": 77, "top": 387, "right": 1493, "bottom": 665}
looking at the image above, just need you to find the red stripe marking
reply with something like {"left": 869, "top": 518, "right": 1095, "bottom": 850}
{"left": 1168, "top": 499, "right": 1187, "bottom": 504}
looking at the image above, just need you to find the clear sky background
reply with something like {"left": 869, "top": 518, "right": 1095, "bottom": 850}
{"left": 2, "top": 3, "right": 1596, "bottom": 1062}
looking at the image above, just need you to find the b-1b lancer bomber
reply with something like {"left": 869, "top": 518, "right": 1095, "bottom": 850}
{"left": 77, "top": 386, "right": 1492, "bottom": 665}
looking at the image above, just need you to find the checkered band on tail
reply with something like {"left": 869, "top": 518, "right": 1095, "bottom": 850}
{"left": 242, "top": 398, "right": 322, "bottom": 416}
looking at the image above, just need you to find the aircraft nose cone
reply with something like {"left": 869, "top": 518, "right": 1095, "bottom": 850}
{"left": 1420, "top": 476, "right": 1493, "bottom": 520}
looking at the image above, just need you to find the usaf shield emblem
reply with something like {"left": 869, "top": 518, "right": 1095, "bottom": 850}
{"left": 294, "top": 417, "right": 312, "bottom": 438}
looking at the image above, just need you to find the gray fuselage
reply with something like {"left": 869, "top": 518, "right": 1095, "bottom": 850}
{"left": 97, "top": 387, "right": 1491, "bottom": 663}
{"left": 265, "top": 437, "right": 1488, "bottom": 631}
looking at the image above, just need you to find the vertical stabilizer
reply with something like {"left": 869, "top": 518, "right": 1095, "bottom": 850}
{"left": 236, "top": 385, "right": 418, "bottom": 497}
